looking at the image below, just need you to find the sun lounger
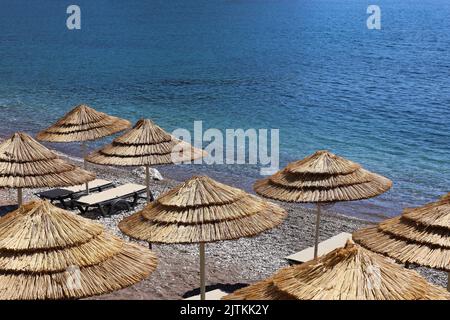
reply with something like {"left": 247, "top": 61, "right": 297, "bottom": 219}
{"left": 36, "top": 179, "right": 114, "bottom": 208}
{"left": 285, "top": 232, "right": 352, "bottom": 264}
{"left": 184, "top": 289, "right": 227, "bottom": 300}
{"left": 60, "top": 179, "right": 114, "bottom": 193}
{"left": 74, "top": 183, "right": 146, "bottom": 216}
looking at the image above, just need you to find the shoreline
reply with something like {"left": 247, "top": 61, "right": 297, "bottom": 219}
{"left": 0, "top": 151, "right": 446, "bottom": 299}
{"left": 52, "top": 142, "right": 393, "bottom": 222}
{"left": 0, "top": 132, "right": 417, "bottom": 222}
{"left": 54, "top": 148, "right": 381, "bottom": 224}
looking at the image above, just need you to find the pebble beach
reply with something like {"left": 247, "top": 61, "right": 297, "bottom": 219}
{"left": 0, "top": 153, "right": 446, "bottom": 300}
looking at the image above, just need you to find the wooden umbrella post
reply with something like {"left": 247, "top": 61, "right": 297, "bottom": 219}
{"left": 17, "top": 188, "right": 23, "bottom": 206}
{"left": 145, "top": 165, "right": 153, "bottom": 249}
{"left": 81, "top": 141, "right": 89, "bottom": 194}
{"left": 200, "top": 242, "right": 206, "bottom": 300}
{"left": 314, "top": 203, "right": 321, "bottom": 259}
{"left": 145, "top": 165, "right": 151, "bottom": 203}
{"left": 162, "top": 178, "right": 171, "bottom": 194}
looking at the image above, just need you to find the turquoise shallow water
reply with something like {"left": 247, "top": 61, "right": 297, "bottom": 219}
{"left": 0, "top": 0, "right": 449, "bottom": 220}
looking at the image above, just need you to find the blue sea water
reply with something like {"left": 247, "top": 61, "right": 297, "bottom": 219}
{"left": 0, "top": 0, "right": 449, "bottom": 220}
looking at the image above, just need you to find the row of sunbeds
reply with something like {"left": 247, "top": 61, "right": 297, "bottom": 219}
{"left": 36, "top": 179, "right": 148, "bottom": 216}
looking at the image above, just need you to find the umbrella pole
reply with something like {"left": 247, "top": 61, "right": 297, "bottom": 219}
{"left": 200, "top": 242, "right": 206, "bottom": 300}
{"left": 81, "top": 142, "right": 89, "bottom": 194}
{"left": 144, "top": 165, "right": 154, "bottom": 249}
{"left": 145, "top": 165, "right": 151, "bottom": 203}
{"left": 447, "top": 273, "right": 449, "bottom": 292}
{"left": 314, "top": 203, "right": 321, "bottom": 259}
{"left": 17, "top": 188, "right": 23, "bottom": 206}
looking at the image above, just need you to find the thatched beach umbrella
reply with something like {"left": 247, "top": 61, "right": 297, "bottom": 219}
{"left": 0, "top": 132, "right": 95, "bottom": 205}
{"left": 353, "top": 195, "right": 450, "bottom": 291}
{"left": 119, "top": 175, "right": 287, "bottom": 300}
{"left": 254, "top": 150, "right": 392, "bottom": 258}
{"left": 86, "top": 119, "right": 206, "bottom": 203}
{"left": 0, "top": 200, "right": 157, "bottom": 299}
{"left": 223, "top": 241, "right": 450, "bottom": 300}
{"left": 36, "top": 104, "right": 131, "bottom": 193}
{"left": 440, "top": 192, "right": 450, "bottom": 202}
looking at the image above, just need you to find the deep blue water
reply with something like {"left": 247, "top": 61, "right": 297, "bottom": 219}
{"left": 0, "top": 0, "right": 449, "bottom": 220}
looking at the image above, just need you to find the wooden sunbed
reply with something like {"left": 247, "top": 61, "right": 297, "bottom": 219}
{"left": 184, "top": 289, "right": 227, "bottom": 300}
{"left": 36, "top": 179, "right": 114, "bottom": 208}
{"left": 285, "top": 232, "right": 353, "bottom": 264}
{"left": 74, "top": 183, "right": 146, "bottom": 216}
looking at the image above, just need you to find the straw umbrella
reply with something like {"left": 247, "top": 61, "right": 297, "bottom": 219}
{"left": 254, "top": 150, "right": 392, "bottom": 258}
{"left": 86, "top": 119, "right": 206, "bottom": 203}
{"left": 223, "top": 241, "right": 450, "bottom": 300}
{"left": 0, "top": 200, "right": 157, "bottom": 299}
{"left": 0, "top": 132, "right": 95, "bottom": 206}
{"left": 119, "top": 175, "right": 287, "bottom": 300}
{"left": 36, "top": 104, "right": 131, "bottom": 193}
{"left": 440, "top": 192, "right": 450, "bottom": 202}
{"left": 353, "top": 195, "right": 450, "bottom": 291}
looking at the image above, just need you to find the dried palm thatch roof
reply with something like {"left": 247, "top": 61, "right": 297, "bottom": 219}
{"left": 353, "top": 196, "right": 450, "bottom": 272}
{"left": 119, "top": 175, "right": 287, "bottom": 243}
{"left": 254, "top": 150, "right": 392, "bottom": 203}
{"left": 223, "top": 241, "right": 450, "bottom": 300}
{"left": 0, "top": 132, "right": 95, "bottom": 188}
{"left": 36, "top": 104, "right": 131, "bottom": 142}
{"left": 86, "top": 119, "right": 206, "bottom": 166}
{"left": 0, "top": 200, "right": 157, "bottom": 300}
